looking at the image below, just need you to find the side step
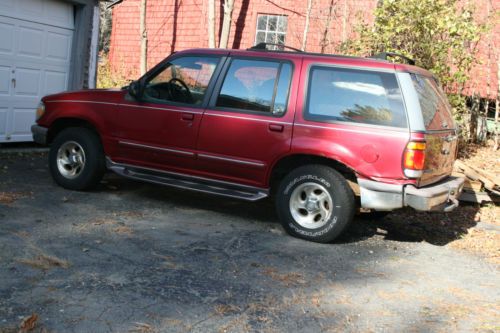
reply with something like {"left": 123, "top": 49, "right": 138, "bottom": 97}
{"left": 106, "top": 159, "right": 269, "bottom": 201}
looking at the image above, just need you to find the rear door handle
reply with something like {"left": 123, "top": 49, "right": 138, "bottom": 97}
{"left": 269, "top": 124, "right": 284, "bottom": 132}
{"left": 181, "top": 113, "right": 194, "bottom": 121}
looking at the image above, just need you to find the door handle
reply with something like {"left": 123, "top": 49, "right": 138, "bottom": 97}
{"left": 269, "top": 124, "right": 284, "bottom": 132}
{"left": 181, "top": 113, "right": 194, "bottom": 121}
{"left": 11, "top": 78, "right": 15, "bottom": 88}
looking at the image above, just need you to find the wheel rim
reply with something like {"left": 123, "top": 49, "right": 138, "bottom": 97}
{"left": 289, "top": 182, "right": 333, "bottom": 229}
{"left": 56, "top": 141, "right": 86, "bottom": 179}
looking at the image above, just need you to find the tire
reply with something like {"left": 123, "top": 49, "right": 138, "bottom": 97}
{"left": 49, "top": 127, "right": 106, "bottom": 190}
{"left": 276, "top": 165, "right": 355, "bottom": 243}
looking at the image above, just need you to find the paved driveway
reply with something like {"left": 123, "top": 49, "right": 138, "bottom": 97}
{"left": 0, "top": 152, "right": 498, "bottom": 332}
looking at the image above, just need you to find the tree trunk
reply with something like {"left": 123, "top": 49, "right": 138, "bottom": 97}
{"left": 320, "top": 0, "right": 336, "bottom": 53}
{"left": 494, "top": 59, "right": 499, "bottom": 151}
{"left": 139, "top": 0, "right": 147, "bottom": 75}
{"left": 219, "top": 0, "right": 234, "bottom": 49}
{"left": 301, "top": 0, "right": 313, "bottom": 51}
{"left": 208, "top": 0, "right": 215, "bottom": 48}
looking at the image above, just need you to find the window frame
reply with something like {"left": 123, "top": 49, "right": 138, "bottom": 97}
{"left": 254, "top": 14, "right": 288, "bottom": 49}
{"left": 303, "top": 63, "right": 409, "bottom": 131}
{"left": 209, "top": 56, "right": 294, "bottom": 118}
{"left": 132, "top": 53, "right": 227, "bottom": 109}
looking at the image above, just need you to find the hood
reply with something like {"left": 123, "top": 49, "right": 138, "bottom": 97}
{"left": 42, "top": 88, "right": 126, "bottom": 104}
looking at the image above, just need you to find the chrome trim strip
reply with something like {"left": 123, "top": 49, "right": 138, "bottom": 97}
{"left": 396, "top": 72, "right": 425, "bottom": 131}
{"left": 294, "top": 123, "right": 407, "bottom": 137}
{"left": 118, "top": 140, "right": 195, "bottom": 157}
{"left": 204, "top": 112, "right": 292, "bottom": 125}
{"left": 106, "top": 157, "right": 268, "bottom": 192}
{"left": 198, "top": 153, "right": 266, "bottom": 167}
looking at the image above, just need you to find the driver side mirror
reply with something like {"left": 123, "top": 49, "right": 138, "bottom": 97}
{"left": 128, "top": 80, "right": 143, "bottom": 99}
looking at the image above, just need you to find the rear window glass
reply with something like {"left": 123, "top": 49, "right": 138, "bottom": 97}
{"left": 305, "top": 66, "right": 407, "bottom": 128}
{"left": 411, "top": 74, "right": 454, "bottom": 129}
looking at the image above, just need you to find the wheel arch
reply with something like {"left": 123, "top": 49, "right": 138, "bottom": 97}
{"left": 47, "top": 118, "right": 102, "bottom": 145}
{"left": 268, "top": 154, "right": 359, "bottom": 196}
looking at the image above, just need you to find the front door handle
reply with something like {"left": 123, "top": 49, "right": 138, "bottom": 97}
{"left": 269, "top": 124, "right": 284, "bottom": 132}
{"left": 181, "top": 113, "right": 194, "bottom": 121}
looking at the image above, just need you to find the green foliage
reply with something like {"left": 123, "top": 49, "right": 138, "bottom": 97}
{"left": 342, "top": 0, "right": 486, "bottom": 136}
{"left": 96, "top": 55, "right": 131, "bottom": 89}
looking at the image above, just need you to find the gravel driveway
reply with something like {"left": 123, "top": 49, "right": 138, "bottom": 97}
{"left": 0, "top": 152, "right": 498, "bottom": 332}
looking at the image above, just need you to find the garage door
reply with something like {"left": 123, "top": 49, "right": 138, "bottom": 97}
{"left": 0, "top": 0, "right": 74, "bottom": 143}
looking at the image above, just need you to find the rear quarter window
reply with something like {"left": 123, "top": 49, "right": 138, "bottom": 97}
{"left": 304, "top": 66, "right": 407, "bottom": 128}
{"left": 411, "top": 74, "right": 454, "bottom": 130}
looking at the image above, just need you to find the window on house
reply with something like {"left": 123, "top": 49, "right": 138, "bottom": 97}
{"left": 255, "top": 15, "right": 287, "bottom": 49}
{"left": 216, "top": 59, "right": 292, "bottom": 115}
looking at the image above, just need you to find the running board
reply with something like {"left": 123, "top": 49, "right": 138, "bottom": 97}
{"left": 106, "top": 159, "right": 269, "bottom": 201}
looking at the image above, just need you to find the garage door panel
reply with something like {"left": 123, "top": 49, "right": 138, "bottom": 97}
{"left": 0, "top": 107, "right": 7, "bottom": 137}
{"left": 0, "top": 0, "right": 73, "bottom": 30}
{"left": 0, "top": 22, "right": 14, "bottom": 55}
{"left": 0, "top": 66, "right": 11, "bottom": 95}
{"left": 47, "top": 31, "right": 71, "bottom": 61}
{"left": 44, "top": 70, "right": 67, "bottom": 95}
{"left": 12, "top": 108, "right": 36, "bottom": 134}
{"left": 18, "top": 26, "right": 44, "bottom": 58}
{"left": 15, "top": 68, "right": 40, "bottom": 97}
{"left": 0, "top": 0, "right": 74, "bottom": 142}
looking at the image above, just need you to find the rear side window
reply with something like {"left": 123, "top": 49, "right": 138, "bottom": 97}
{"left": 411, "top": 74, "right": 454, "bottom": 130}
{"left": 305, "top": 66, "right": 407, "bottom": 128}
{"left": 216, "top": 59, "right": 292, "bottom": 115}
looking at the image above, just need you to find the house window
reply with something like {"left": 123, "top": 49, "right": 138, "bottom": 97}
{"left": 255, "top": 15, "right": 287, "bottom": 49}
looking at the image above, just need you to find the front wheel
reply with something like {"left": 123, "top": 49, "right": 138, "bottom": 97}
{"left": 276, "top": 165, "right": 355, "bottom": 243}
{"left": 49, "top": 127, "right": 106, "bottom": 190}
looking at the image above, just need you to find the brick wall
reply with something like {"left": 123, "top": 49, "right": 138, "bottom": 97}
{"left": 109, "top": 0, "right": 498, "bottom": 99}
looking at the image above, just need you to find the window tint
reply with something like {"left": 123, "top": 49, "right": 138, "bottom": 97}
{"left": 143, "top": 56, "right": 220, "bottom": 105}
{"left": 216, "top": 59, "right": 292, "bottom": 114}
{"left": 411, "top": 74, "right": 454, "bottom": 129}
{"left": 305, "top": 66, "right": 407, "bottom": 128}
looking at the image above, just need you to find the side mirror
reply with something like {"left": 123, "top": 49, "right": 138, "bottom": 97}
{"left": 128, "top": 81, "right": 142, "bottom": 99}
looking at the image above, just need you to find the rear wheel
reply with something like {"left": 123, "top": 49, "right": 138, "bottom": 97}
{"left": 49, "top": 127, "right": 105, "bottom": 190}
{"left": 276, "top": 165, "right": 355, "bottom": 243}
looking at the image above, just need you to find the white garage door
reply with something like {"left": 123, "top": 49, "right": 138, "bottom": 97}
{"left": 0, "top": 0, "right": 74, "bottom": 142}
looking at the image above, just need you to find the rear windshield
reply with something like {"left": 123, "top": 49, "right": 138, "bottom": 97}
{"left": 304, "top": 66, "right": 407, "bottom": 128}
{"left": 411, "top": 74, "right": 455, "bottom": 130}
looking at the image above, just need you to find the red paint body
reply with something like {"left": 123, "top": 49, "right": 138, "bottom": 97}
{"left": 38, "top": 48, "right": 440, "bottom": 190}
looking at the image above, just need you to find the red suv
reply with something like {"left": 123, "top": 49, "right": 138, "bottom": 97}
{"left": 32, "top": 45, "right": 464, "bottom": 242}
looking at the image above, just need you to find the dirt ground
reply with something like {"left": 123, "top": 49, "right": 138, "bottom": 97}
{"left": 0, "top": 150, "right": 499, "bottom": 333}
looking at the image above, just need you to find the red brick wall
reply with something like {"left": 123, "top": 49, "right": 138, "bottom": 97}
{"left": 109, "top": 0, "right": 498, "bottom": 99}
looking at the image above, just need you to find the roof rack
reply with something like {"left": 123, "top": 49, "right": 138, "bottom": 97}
{"left": 370, "top": 52, "right": 415, "bottom": 66}
{"left": 248, "top": 43, "right": 303, "bottom": 53}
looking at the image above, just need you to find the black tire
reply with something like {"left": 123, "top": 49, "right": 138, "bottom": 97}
{"left": 276, "top": 165, "right": 355, "bottom": 243}
{"left": 49, "top": 127, "right": 106, "bottom": 190}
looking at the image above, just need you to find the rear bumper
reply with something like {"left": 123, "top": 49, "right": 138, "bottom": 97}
{"left": 31, "top": 125, "right": 48, "bottom": 145}
{"left": 358, "top": 176, "right": 465, "bottom": 212}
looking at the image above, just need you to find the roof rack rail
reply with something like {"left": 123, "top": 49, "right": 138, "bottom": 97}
{"left": 370, "top": 52, "right": 415, "bottom": 66}
{"left": 247, "top": 43, "right": 303, "bottom": 53}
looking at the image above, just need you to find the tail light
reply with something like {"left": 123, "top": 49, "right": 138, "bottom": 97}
{"left": 403, "top": 141, "right": 426, "bottom": 178}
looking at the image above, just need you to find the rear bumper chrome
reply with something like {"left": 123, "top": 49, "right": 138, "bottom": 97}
{"left": 358, "top": 176, "right": 465, "bottom": 212}
{"left": 31, "top": 125, "right": 48, "bottom": 145}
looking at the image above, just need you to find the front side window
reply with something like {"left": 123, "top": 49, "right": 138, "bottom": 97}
{"left": 216, "top": 59, "right": 292, "bottom": 115}
{"left": 255, "top": 14, "right": 287, "bottom": 50}
{"left": 305, "top": 66, "right": 407, "bottom": 128}
{"left": 143, "top": 56, "right": 220, "bottom": 105}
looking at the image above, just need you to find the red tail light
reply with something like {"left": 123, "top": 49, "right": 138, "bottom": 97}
{"left": 403, "top": 141, "right": 426, "bottom": 177}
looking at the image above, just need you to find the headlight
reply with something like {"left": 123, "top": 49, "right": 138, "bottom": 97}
{"left": 36, "top": 101, "right": 45, "bottom": 121}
